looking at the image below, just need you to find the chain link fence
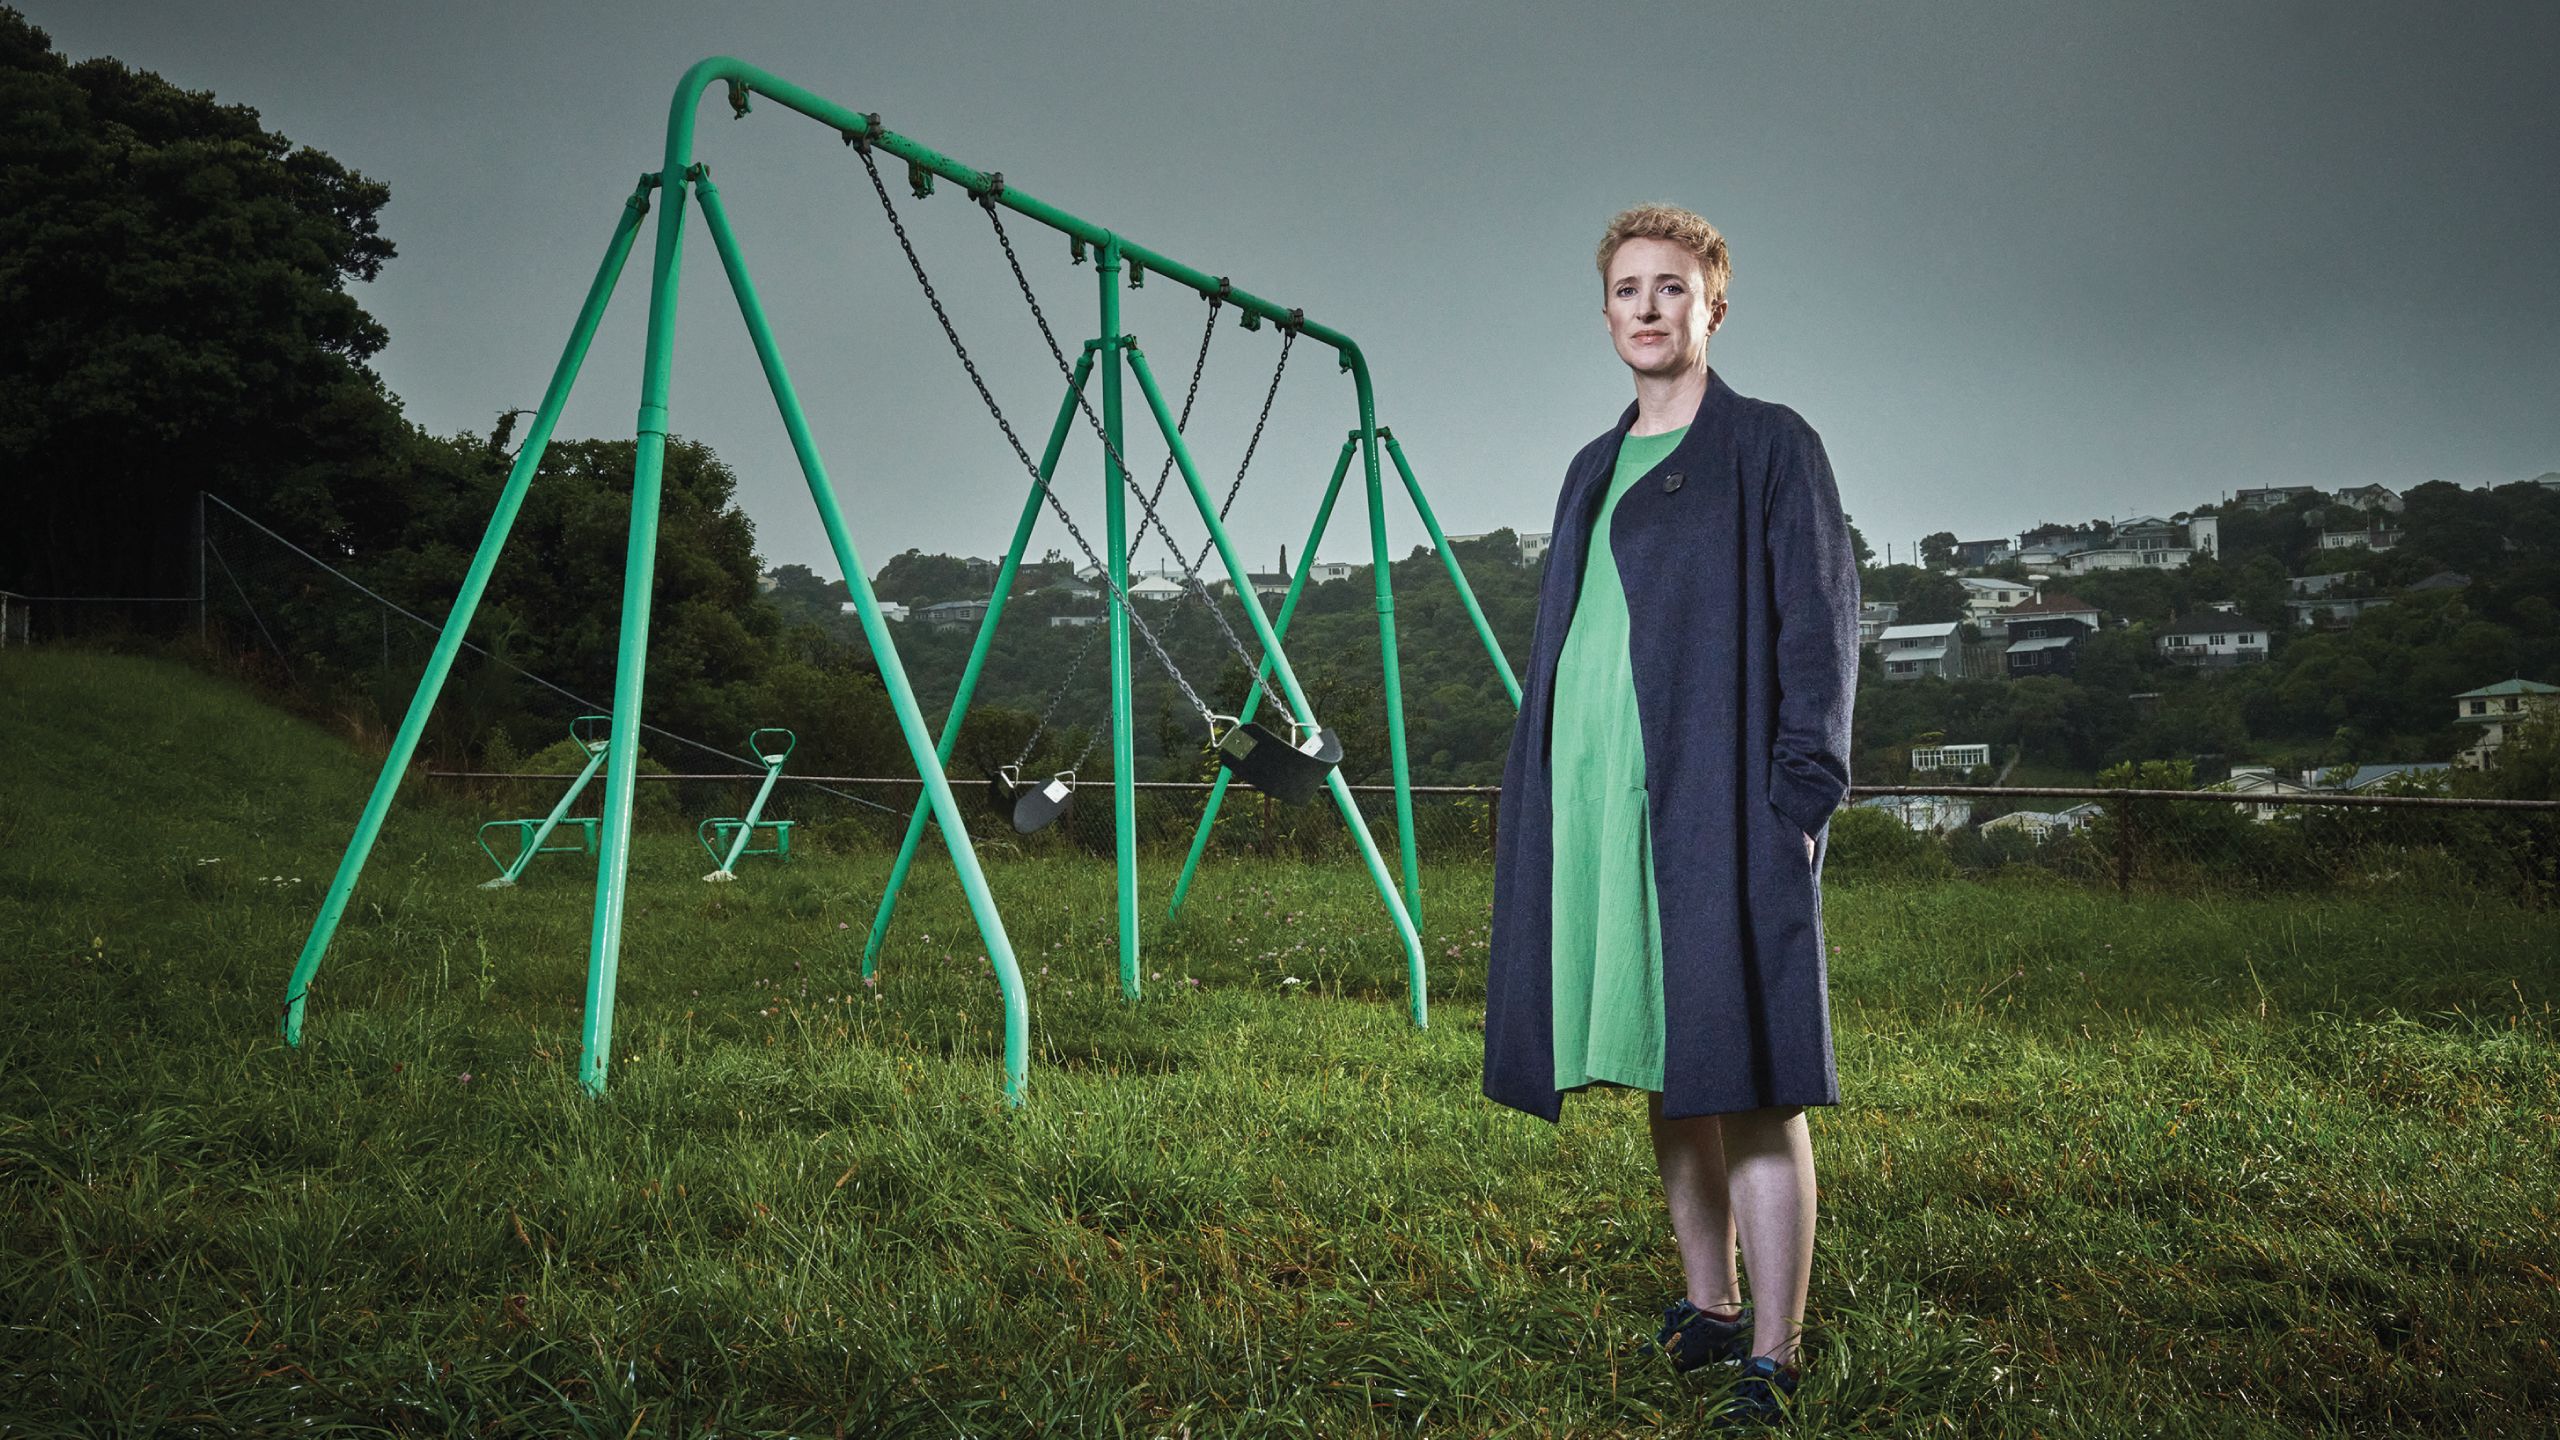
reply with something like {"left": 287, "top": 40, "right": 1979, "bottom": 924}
{"left": 422, "top": 770, "right": 2558, "bottom": 908}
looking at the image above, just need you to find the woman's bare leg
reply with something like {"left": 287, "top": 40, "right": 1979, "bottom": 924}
{"left": 1721, "top": 1105, "right": 1816, "bottom": 1366}
{"left": 1647, "top": 1093, "right": 1740, "bottom": 1311}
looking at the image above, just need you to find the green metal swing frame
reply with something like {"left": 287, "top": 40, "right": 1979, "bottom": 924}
{"left": 275, "top": 57, "right": 1520, "bottom": 1106}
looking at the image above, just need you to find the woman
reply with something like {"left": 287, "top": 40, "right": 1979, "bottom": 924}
{"left": 1482, "top": 204, "right": 1860, "bottom": 1427}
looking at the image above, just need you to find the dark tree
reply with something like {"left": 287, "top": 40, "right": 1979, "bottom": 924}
{"left": 0, "top": 9, "right": 408, "bottom": 596}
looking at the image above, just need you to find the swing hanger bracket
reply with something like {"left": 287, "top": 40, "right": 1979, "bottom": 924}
{"left": 726, "top": 79, "right": 752, "bottom": 118}
{"left": 840, "top": 112, "right": 884, "bottom": 153}
{"left": 971, "top": 171, "right": 1007, "bottom": 202}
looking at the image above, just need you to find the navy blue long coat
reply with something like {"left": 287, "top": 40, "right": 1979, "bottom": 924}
{"left": 1483, "top": 369, "right": 1861, "bottom": 1122}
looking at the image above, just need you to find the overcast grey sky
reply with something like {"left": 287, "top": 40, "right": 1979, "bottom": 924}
{"left": 36, "top": 1, "right": 2560, "bottom": 578}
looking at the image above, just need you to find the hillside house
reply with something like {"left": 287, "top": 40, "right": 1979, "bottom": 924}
{"left": 1982, "top": 809, "right": 2086, "bottom": 842}
{"left": 1048, "top": 613, "right": 1105, "bottom": 628}
{"left": 918, "top": 599, "right": 990, "bottom": 628}
{"left": 2298, "top": 761, "right": 2453, "bottom": 792}
{"left": 1960, "top": 575, "right": 2035, "bottom": 610}
{"left": 2331, "top": 483, "right": 2404, "bottom": 513}
{"left": 841, "top": 600, "right": 910, "bottom": 622}
{"left": 1955, "top": 538, "right": 2014, "bottom": 568}
{"left": 1852, "top": 793, "right": 1974, "bottom": 833}
{"left": 2232, "top": 485, "right": 2323, "bottom": 511}
{"left": 1210, "top": 572, "right": 1292, "bottom": 601}
{"left": 2453, "top": 678, "right": 2560, "bottom": 769}
{"left": 2287, "top": 594, "right": 2391, "bottom": 628}
{"left": 2318, "top": 526, "right": 2402, "bottom": 552}
{"left": 1858, "top": 600, "right": 1902, "bottom": 646}
{"left": 1999, "top": 595, "right": 2100, "bottom": 678}
{"left": 2210, "top": 767, "right": 2326, "bottom": 822}
{"left": 1910, "top": 742, "right": 1992, "bottom": 773}
{"left": 1874, "top": 621, "right": 1960, "bottom": 681}
{"left": 2155, "top": 609, "right": 2268, "bottom": 667}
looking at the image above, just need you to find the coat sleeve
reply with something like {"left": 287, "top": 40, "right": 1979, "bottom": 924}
{"left": 1763, "top": 416, "right": 1860, "bottom": 837}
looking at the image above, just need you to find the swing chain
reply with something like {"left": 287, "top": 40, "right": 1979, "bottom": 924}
{"left": 974, "top": 196, "right": 1266, "bottom": 686}
{"left": 1181, "top": 323, "right": 1294, "bottom": 580}
{"left": 1014, "top": 615, "right": 1107, "bottom": 768}
{"left": 1127, "top": 293, "right": 1224, "bottom": 572}
{"left": 853, "top": 146, "right": 1220, "bottom": 725}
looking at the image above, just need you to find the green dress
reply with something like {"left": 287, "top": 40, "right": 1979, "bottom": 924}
{"left": 1550, "top": 424, "right": 1686, "bottom": 1092}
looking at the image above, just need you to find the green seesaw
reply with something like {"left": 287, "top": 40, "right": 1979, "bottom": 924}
{"left": 699, "top": 727, "right": 796, "bottom": 882}
{"left": 478, "top": 715, "right": 612, "bottom": 888}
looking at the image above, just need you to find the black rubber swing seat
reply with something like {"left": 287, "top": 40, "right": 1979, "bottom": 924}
{"left": 984, "top": 767, "right": 1076, "bottom": 834}
{"left": 1216, "top": 721, "right": 1342, "bottom": 806}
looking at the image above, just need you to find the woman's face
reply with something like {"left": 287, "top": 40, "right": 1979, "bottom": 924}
{"left": 1602, "top": 236, "right": 1724, "bottom": 378}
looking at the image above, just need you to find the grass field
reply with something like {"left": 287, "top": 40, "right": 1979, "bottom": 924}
{"left": 3, "top": 651, "right": 2556, "bottom": 1437}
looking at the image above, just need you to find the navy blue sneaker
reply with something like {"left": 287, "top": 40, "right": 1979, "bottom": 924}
{"left": 1657, "top": 1298, "right": 1753, "bottom": 1371}
{"left": 1712, "top": 1355, "right": 1801, "bottom": 1428}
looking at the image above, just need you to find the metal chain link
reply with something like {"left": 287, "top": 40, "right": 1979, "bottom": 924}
{"left": 974, "top": 196, "right": 1271, "bottom": 691}
{"left": 852, "top": 146, "right": 1219, "bottom": 725}
{"left": 1013, "top": 615, "right": 1106, "bottom": 767}
{"left": 1128, "top": 296, "right": 1222, "bottom": 573}
{"left": 1183, "top": 325, "right": 1295, "bottom": 580}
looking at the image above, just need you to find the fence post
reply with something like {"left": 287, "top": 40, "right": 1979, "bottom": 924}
{"left": 2112, "top": 795, "right": 2135, "bottom": 895}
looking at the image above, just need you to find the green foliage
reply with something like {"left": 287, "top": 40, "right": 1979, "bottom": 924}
{"left": 0, "top": 8, "right": 407, "bottom": 597}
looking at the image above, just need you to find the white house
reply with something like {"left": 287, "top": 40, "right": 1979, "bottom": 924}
{"left": 2232, "top": 485, "right": 2323, "bottom": 510}
{"left": 1983, "top": 809, "right": 2085, "bottom": 842}
{"left": 1960, "top": 577, "right": 2034, "bottom": 611}
{"left": 2318, "top": 527, "right": 2402, "bottom": 552}
{"left": 1518, "top": 531, "right": 1552, "bottom": 565}
{"left": 2186, "top": 514, "right": 2219, "bottom": 557}
{"left": 2155, "top": 608, "right": 2269, "bottom": 667}
{"left": 1858, "top": 600, "right": 1902, "bottom": 646}
{"left": 2066, "top": 544, "right": 2195, "bottom": 575}
{"left": 1874, "top": 621, "right": 1960, "bottom": 681}
{"left": 1126, "top": 574, "right": 1186, "bottom": 603}
{"left": 1308, "top": 561, "right": 1357, "bottom": 584}
{"left": 1852, "top": 793, "right": 1974, "bottom": 833}
{"left": 2453, "top": 678, "right": 2560, "bottom": 769}
{"left": 2210, "top": 767, "right": 2327, "bottom": 822}
{"left": 1910, "top": 742, "right": 1992, "bottom": 773}
{"left": 1048, "top": 613, "right": 1105, "bottom": 628}
{"left": 842, "top": 600, "right": 910, "bottom": 622}
{"left": 2331, "top": 483, "right": 2403, "bottom": 513}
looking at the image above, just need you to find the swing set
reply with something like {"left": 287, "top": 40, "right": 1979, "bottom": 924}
{"left": 276, "top": 58, "right": 1521, "bottom": 1105}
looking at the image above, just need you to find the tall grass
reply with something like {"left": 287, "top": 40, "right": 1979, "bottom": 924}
{"left": 2, "top": 651, "right": 2555, "bottom": 1437}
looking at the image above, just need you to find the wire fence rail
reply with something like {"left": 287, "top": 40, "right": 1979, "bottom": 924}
{"left": 424, "top": 770, "right": 2560, "bottom": 908}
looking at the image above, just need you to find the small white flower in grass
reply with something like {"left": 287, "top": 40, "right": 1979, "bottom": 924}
{"left": 1282, "top": 976, "right": 1304, "bottom": 987}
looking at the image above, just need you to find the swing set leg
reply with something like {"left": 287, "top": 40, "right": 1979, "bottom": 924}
{"left": 862, "top": 351, "right": 1097, "bottom": 978}
{"left": 279, "top": 180, "right": 653, "bottom": 1051}
{"left": 1169, "top": 435, "right": 1356, "bottom": 914}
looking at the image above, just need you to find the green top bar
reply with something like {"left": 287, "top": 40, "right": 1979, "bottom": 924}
{"left": 662, "top": 58, "right": 1373, "bottom": 384}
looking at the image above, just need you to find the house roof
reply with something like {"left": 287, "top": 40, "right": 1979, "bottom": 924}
{"left": 2002, "top": 593, "right": 2097, "bottom": 617}
{"left": 2329, "top": 762, "right": 2453, "bottom": 792}
{"left": 1878, "top": 621, "right": 1960, "bottom": 640}
{"left": 2405, "top": 570, "right": 2471, "bottom": 591}
{"left": 2160, "top": 613, "right": 2263, "bottom": 637}
{"left": 2005, "top": 634, "right": 2078, "bottom": 654}
{"left": 1959, "top": 577, "right": 2029, "bottom": 593}
{"left": 2453, "top": 678, "right": 2560, "bottom": 699}
{"left": 1884, "top": 643, "right": 1950, "bottom": 662}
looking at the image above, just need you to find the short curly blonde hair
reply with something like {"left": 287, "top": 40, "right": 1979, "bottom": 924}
{"left": 1596, "top": 203, "right": 1729, "bottom": 302}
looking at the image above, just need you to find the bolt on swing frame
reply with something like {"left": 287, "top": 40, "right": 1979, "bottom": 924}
{"left": 275, "top": 56, "right": 1522, "bottom": 1104}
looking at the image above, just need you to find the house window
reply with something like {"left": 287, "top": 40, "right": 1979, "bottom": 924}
{"left": 2238, "top": 634, "right": 2256, "bottom": 644}
{"left": 2471, "top": 700, "right": 2488, "bottom": 715}
{"left": 2209, "top": 634, "right": 2225, "bottom": 645}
